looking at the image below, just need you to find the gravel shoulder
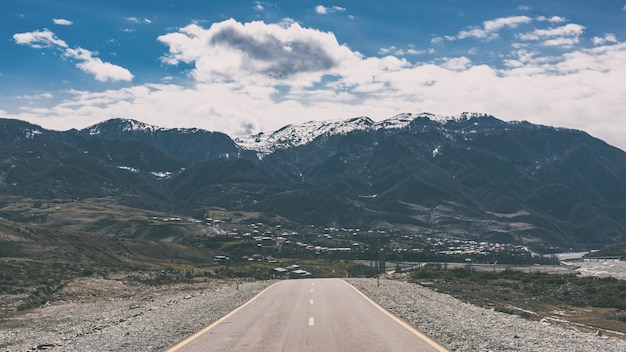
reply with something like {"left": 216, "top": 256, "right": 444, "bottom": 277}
{"left": 0, "top": 276, "right": 273, "bottom": 352}
{"left": 349, "top": 277, "right": 626, "bottom": 352}
{"left": 2, "top": 275, "right": 626, "bottom": 352}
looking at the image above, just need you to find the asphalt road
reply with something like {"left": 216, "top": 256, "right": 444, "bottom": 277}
{"left": 167, "top": 278, "right": 448, "bottom": 352}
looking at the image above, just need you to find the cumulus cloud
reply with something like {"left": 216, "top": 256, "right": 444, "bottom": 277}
{"left": 536, "top": 16, "right": 566, "bottom": 23}
{"left": 379, "top": 46, "right": 426, "bottom": 56}
{"left": 518, "top": 24, "right": 585, "bottom": 40}
{"left": 315, "top": 5, "right": 346, "bottom": 14}
{"left": 13, "top": 29, "right": 133, "bottom": 82}
{"left": 13, "top": 29, "right": 68, "bottom": 48}
{"left": 158, "top": 19, "right": 357, "bottom": 83}
{"left": 439, "top": 57, "right": 472, "bottom": 71}
{"left": 8, "top": 19, "right": 626, "bottom": 152}
{"left": 53, "top": 18, "right": 73, "bottom": 26}
{"left": 593, "top": 33, "right": 618, "bottom": 46}
{"left": 518, "top": 23, "right": 585, "bottom": 47}
{"left": 457, "top": 16, "right": 532, "bottom": 40}
{"left": 65, "top": 48, "right": 134, "bottom": 82}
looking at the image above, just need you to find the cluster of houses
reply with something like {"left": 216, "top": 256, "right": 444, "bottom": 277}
{"left": 424, "top": 237, "right": 530, "bottom": 256}
{"left": 271, "top": 265, "right": 312, "bottom": 279}
{"left": 213, "top": 252, "right": 312, "bottom": 279}
{"left": 204, "top": 217, "right": 544, "bottom": 268}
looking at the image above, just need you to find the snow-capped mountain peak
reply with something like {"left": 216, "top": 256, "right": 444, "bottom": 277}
{"left": 232, "top": 111, "right": 510, "bottom": 158}
{"left": 234, "top": 112, "right": 500, "bottom": 157}
{"left": 86, "top": 118, "right": 162, "bottom": 136}
{"left": 236, "top": 116, "right": 374, "bottom": 155}
{"left": 373, "top": 112, "right": 446, "bottom": 129}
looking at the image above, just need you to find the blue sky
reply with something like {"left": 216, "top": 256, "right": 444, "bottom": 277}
{"left": 1, "top": 1, "right": 626, "bottom": 150}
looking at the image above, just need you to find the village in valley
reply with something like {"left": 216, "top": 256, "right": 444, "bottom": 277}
{"left": 151, "top": 209, "right": 563, "bottom": 279}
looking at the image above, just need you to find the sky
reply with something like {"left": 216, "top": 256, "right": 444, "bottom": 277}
{"left": 1, "top": 1, "right": 625, "bottom": 151}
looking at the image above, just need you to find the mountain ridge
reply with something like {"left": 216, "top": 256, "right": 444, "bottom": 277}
{"left": 0, "top": 113, "right": 624, "bottom": 250}
{"left": 233, "top": 112, "right": 570, "bottom": 157}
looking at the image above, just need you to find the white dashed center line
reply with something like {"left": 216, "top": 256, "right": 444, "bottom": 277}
{"left": 309, "top": 317, "right": 315, "bottom": 326}
{"left": 310, "top": 299, "right": 314, "bottom": 305}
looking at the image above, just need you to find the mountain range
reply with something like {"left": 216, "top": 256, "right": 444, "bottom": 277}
{"left": 1, "top": 112, "right": 625, "bottom": 250}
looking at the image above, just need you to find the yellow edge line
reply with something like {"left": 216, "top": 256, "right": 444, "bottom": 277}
{"left": 166, "top": 281, "right": 280, "bottom": 352}
{"left": 342, "top": 279, "right": 449, "bottom": 352}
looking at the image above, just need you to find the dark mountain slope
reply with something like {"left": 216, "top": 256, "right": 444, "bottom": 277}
{"left": 79, "top": 118, "right": 247, "bottom": 162}
{"left": 226, "top": 115, "right": 626, "bottom": 247}
{"left": 0, "top": 137, "right": 177, "bottom": 213}
{"left": 0, "top": 115, "right": 625, "bottom": 249}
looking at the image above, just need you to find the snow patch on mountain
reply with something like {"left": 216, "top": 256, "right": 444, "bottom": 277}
{"left": 374, "top": 112, "right": 438, "bottom": 130}
{"left": 117, "top": 165, "right": 140, "bottom": 173}
{"left": 122, "top": 119, "right": 161, "bottom": 133}
{"left": 150, "top": 171, "right": 173, "bottom": 179}
{"left": 432, "top": 146, "right": 441, "bottom": 158}
{"left": 25, "top": 129, "right": 42, "bottom": 139}
{"left": 373, "top": 113, "right": 417, "bottom": 130}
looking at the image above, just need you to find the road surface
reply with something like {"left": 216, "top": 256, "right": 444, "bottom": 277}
{"left": 167, "top": 278, "right": 448, "bottom": 352}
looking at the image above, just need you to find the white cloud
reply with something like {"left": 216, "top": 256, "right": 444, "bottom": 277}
{"left": 519, "top": 24, "right": 585, "bottom": 40}
{"left": 406, "top": 49, "right": 423, "bottom": 55}
{"left": 8, "top": 19, "right": 626, "bottom": 152}
{"left": 13, "top": 29, "right": 68, "bottom": 48}
{"left": 13, "top": 29, "right": 133, "bottom": 82}
{"left": 379, "top": 46, "right": 425, "bottom": 56}
{"left": 315, "top": 5, "right": 346, "bottom": 15}
{"left": 53, "top": 18, "right": 73, "bottom": 26}
{"left": 125, "top": 17, "right": 151, "bottom": 24}
{"left": 550, "top": 16, "right": 566, "bottom": 23}
{"left": 536, "top": 16, "right": 566, "bottom": 23}
{"left": 439, "top": 57, "right": 472, "bottom": 71}
{"left": 157, "top": 19, "right": 357, "bottom": 84}
{"left": 518, "top": 23, "right": 585, "bottom": 47}
{"left": 542, "top": 37, "right": 580, "bottom": 47}
{"left": 457, "top": 16, "right": 532, "bottom": 40}
{"left": 64, "top": 48, "right": 134, "bottom": 82}
{"left": 254, "top": 1, "right": 264, "bottom": 11}
{"left": 16, "top": 92, "right": 53, "bottom": 100}
{"left": 593, "top": 33, "right": 618, "bottom": 46}
{"left": 517, "top": 5, "right": 532, "bottom": 11}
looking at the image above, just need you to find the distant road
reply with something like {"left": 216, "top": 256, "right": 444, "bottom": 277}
{"left": 167, "top": 278, "right": 448, "bottom": 352}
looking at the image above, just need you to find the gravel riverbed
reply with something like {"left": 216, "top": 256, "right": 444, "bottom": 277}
{"left": 2, "top": 276, "right": 625, "bottom": 351}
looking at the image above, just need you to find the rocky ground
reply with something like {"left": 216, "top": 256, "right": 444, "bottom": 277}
{"left": 0, "top": 275, "right": 272, "bottom": 352}
{"left": 1, "top": 275, "right": 625, "bottom": 352}
{"left": 350, "top": 277, "right": 626, "bottom": 352}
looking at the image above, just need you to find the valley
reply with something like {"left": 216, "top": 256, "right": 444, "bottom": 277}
{"left": 1, "top": 114, "right": 626, "bottom": 350}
